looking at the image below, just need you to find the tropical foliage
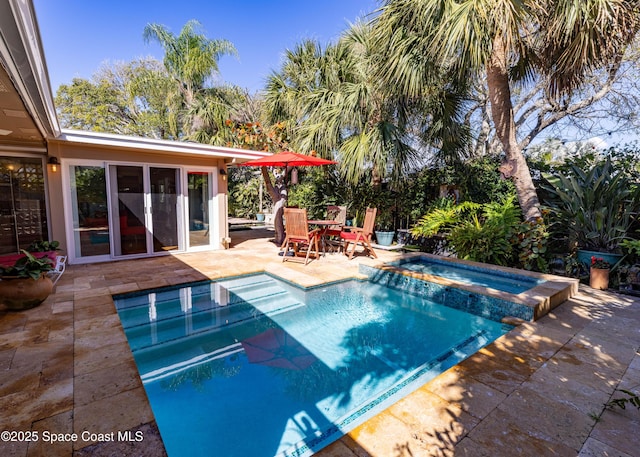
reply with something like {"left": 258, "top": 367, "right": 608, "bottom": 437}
{"left": 542, "top": 158, "right": 640, "bottom": 253}
{"left": 264, "top": 22, "right": 469, "bottom": 186}
{"left": 0, "top": 251, "right": 53, "bottom": 280}
{"left": 228, "top": 167, "right": 262, "bottom": 218}
{"left": 372, "top": 0, "right": 640, "bottom": 220}
{"left": 411, "top": 194, "right": 549, "bottom": 270}
{"left": 143, "top": 19, "right": 238, "bottom": 139}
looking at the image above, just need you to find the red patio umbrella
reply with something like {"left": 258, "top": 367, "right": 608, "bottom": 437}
{"left": 241, "top": 328, "right": 317, "bottom": 370}
{"left": 238, "top": 151, "right": 337, "bottom": 168}
{"left": 238, "top": 151, "right": 337, "bottom": 244}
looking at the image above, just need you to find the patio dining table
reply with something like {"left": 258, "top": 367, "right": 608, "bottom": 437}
{"left": 307, "top": 219, "right": 342, "bottom": 255}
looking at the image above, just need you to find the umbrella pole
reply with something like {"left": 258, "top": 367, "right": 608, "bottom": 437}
{"left": 285, "top": 165, "right": 289, "bottom": 205}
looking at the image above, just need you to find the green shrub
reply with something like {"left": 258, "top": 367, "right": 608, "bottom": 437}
{"left": 515, "top": 219, "right": 549, "bottom": 272}
{"left": 411, "top": 194, "right": 550, "bottom": 271}
{"left": 448, "top": 215, "right": 514, "bottom": 265}
{"left": 27, "top": 240, "right": 60, "bottom": 252}
{"left": 542, "top": 158, "right": 640, "bottom": 253}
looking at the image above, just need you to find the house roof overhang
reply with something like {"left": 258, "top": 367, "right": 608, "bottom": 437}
{"left": 53, "top": 129, "right": 272, "bottom": 163}
{"left": 0, "top": 0, "right": 60, "bottom": 151}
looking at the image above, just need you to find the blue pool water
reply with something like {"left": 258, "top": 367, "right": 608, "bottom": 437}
{"left": 396, "top": 257, "right": 543, "bottom": 294}
{"left": 114, "top": 274, "right": 511, "bottom": 457}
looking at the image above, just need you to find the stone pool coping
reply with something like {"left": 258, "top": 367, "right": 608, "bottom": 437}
{"left": 365, "top": 252, "right": 579, "bottom": 321}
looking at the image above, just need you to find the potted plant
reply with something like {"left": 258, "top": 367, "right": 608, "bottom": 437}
{"left": 542, "top": 159, "right": 640, "bottom": 267}
{"left": 589, "top": 256, "right": 611, "bottom": 290}
{"left": 374, "top": 212, "right": 395, "bottom": 246}
{"left": 619, "top": 239, "right": 640, "bottom": 291}
{"left": 0, "top": 250, "right": 54, "bottom": 310}
{"left": 27, "top": 240, "right": 60, "bottom": 263}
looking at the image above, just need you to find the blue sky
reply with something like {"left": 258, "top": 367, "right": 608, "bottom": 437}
{"left": 31, "top": 1, "right": 636, "bottom": 147}
{"left": 33, "top": 0, "right": 379, "bottom": 93}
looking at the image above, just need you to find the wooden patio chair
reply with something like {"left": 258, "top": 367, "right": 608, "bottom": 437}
{"left": 324, "top": 205, "right": 347, "bottom": 251}
{"left": 339, "top": 207, "right": 378, "bottom": 260}
{"left": 281, "top": 208, "right": 320, "bottom": 265}
{"left": 324, "top": 205, "right": 347, "bottom": 236}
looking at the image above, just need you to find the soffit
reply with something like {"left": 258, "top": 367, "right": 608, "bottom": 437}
{"left": 0, "top": 62, "right": 45, "bottom": 149}
{"left": 0, "top": 0, "right": 59, "bottom": 152}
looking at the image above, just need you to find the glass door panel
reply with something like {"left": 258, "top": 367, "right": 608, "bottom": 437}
{"left": 69, "top": 165, "right": 110, "bottom": 258}
{"left": 110, "top": 165, "right": 147, "bottom": 256}
{"left": 150, "top": 167, "right": 179, "bottom": 252}
{"left": 187, "top": 172, "right": 209, "bottom": 247}
{"left": 0, "top": 157, "right": 47, "bottom": 254}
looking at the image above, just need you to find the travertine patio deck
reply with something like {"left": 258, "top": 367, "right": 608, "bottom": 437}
{"left": 1, "top": 227, "right": 638, "bottom": 456}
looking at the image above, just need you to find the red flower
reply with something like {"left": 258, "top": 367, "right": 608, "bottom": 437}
{"left": 590, "top": 256, "right": 610, "bottom": 269}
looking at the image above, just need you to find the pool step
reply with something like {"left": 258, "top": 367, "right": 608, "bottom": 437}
{"left": 116, "top": 275, "right": 288, "bottom": 327}
{"left": 117, "top": 283, "right": 288, "bottom": 329}
{"left": 119, "top": 277, "right": 305, "bottom": 351}
{"left": 115, "top": 275, "right": 277, "bottom": 311}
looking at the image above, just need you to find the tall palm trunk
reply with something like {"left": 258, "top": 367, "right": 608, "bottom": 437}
{"left": 261, "top": 167, "right": 287, "bottom": 245}
{"left": 181, "top": 87, "right": 206, "bottom": 134}
{"left": 487, "top": 38, "right": 541, "bottom": 221}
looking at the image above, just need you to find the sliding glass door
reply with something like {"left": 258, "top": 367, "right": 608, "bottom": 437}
{"left": 109, "top": 165, "right": 181, "bottom": 257}
{"left": 110, "top": 165, "right": 147, "bottom": 255}
{"left": 150, "top": 167, "right": 179, "bottom": 253}
{"left": 187, "top": 171, "right": 210, "bottom": 248}
{"left": 67, "top": 161, "right": 214, "bottom": 263}
{"left": 69, "top": 164, "right": 110, "bottom": 258}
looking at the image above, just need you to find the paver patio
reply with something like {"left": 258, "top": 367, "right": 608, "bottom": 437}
{"left": 0, "top": 227, "right": 638, "bottom": 456}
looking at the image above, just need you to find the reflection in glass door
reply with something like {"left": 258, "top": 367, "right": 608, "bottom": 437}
{"left": 69, "top": 165, "right": 110, "bottom": 258}
{"left": 111, "top": 165, "right": 146, "bottom": 256}
{"left": 109, "top": 164, "right": 181, "bottom": 257}
{"left": 0, "top": 157, "right": 47, "bottom": 254}
{"left": 150, "top": 167, "right": 179, "bottom": 253}
{"left": 187, "top": 172, "right": 209, "bottom": 247}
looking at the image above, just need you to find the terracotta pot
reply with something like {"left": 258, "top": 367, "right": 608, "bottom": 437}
{"left": 0, "top": 275, "right": 53, "bottom": 310}
{"left": 590, "top": 268, "right": 609, "bottom": 290}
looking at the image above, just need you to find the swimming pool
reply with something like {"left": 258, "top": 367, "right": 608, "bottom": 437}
{"left": 392, "top": 256, "right": 543, "bottom": 294}
{"left": 361, "top": 254, "right": 578, "bottom": 322}
{"left": 114, "top": 274, "right": 511, "bottom": 457}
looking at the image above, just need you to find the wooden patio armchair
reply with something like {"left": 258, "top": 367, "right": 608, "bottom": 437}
{"left": 281, "top": 208, "right": 320, "bottom": 265}
{"left": 323, "top": 205, "right": 347, "bottom": 251}
{"left": 324, "top": 205, "right": 347, "bottom": 237}
{"left": 339, "top": 207, "right": 378, "bottom": 260}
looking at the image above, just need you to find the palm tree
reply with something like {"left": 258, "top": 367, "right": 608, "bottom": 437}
{"left": 188, "top": 85, "right": 254, "bottom": 145}
{"left": 373, "top": 0, "right": 639, "bottom": 221}
{"left": 143, "top": 19, "right": 237, "bottom": 137}
{"left": 264, "top": 22, "right": 469, "bottom": 187}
